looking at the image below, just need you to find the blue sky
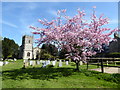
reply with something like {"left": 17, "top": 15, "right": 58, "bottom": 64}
{"left": 2, "top": 2, "right": 118, "bottom": 47}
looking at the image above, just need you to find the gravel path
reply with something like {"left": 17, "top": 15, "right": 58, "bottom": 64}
{"left": 90, "top": 67, "right": 120, "bottom": 74}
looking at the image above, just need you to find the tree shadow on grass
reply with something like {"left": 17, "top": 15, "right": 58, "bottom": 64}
{"left": 2, "top": 67, "right": 75, "bottom": 80}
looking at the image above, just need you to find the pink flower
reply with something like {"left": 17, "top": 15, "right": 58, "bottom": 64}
{"left": 30, "top": 8, "right": 117, "bottom": 63}
{"left": 93, "top": 6, "right": 96, "bottom": 9}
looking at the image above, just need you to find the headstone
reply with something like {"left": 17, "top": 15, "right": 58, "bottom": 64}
{"left": 80, "top": 61, "right": 83, "bottom": 65}
{"left": 69, "top": 59, "right": 71, "bottom": 62}
{"left": 52, "top": 61, "right": 56, "bottom": 66}
{"left": 37, "top": 60, "right": 40, "bottom": 65}
{"left": 25, "top": 62, "right": 29, "bottom": 67}
{"left": 46, "top": 61, "right": 48, "bottom": 66}
{"left": 58, "top": 60, "right": 62, "bottom": 67}
{"left": 106, "top": 60, "right": 109, "bottom": 65}
{"left": 40, "top": 60, "right": 43, "bottom": 63}
{"left": 0, "top": 61, "right": 3, "bottom": 66}
{"left": 32, "top": 61, "right": 36, "bottom": 66}
{"left": 48, "top": 60, "right": 51, "bottom": 65}
{"left": 29, "top": 60, "right": 33, "bottom": 65}
{"left": 66, "top": 61, "right": 69, "bottom": 65}
{"left": 115, "top": 62, "right": 116, "bottom": 66}
{"left": 14, "top": 58, "right": 17, "bottom": 61}
{"left": 0, "top": 58, "right": 3, "bottom": 61}
{"left": 42, "top": 61, "right": 46, "bottom": 68}
{"left": 4, "top": 61, "right": 9, "bottom": 65}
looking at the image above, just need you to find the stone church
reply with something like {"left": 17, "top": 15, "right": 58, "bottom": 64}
{"left": 19, "top": 35, "right": 41, "bottom": 60}
{"left": 109, "top": 33, "right": 120, "bottom": 53}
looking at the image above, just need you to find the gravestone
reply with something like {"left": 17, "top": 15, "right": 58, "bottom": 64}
{"left": 32, "top": 61, "right": 36, "bottom": 66}
{"left": 48, "top": 60, "right": 51, "bottom": 65}
{"left": 14, "top": 58, "right": 17, "bottom": 61}
{"left": 37, "top": 60, "right": 40, "bottom": 65}
{"left": 40, "top": 60, "right": 43, "bottom": 63}
{"left": 46, "top": 61, "right": 48, "bottom": 66}
{"left": 42, "top": 61, "right": 46, "bottom": 68}
{"left": 0, "top": 61, "right": 3, "bottom": 66}
{"left": 80, "top": 61, "right": 83, "bottom": 65}
{"left": 115, "top": 62, "right": 116, "bottom": 66}
{"left": 58, "top": 60, "right": 62, "bottom": 67}
{"left": 55, "top": 60, "right": 57, "bottom": 63}
{"left": 106, "top": 60, "right": 109, "bottom": 65}
{"left": 0, "top": 58, "right": 3, "bottom": 61}
{"left": 69, "top": 59, "right": 71, "bottom": 62}
{"left": 52, "top": 61, "right": 56, "bottom": 66}
{"left": 4, "top": 61, "right": 9, "bottom": 65}
{"left": 29, "top": 60, "right": 33, "bottom": 66}
{"left": 66, "top": 61, "right": 69, "bottom": 65}
{"left": 23, "top": 59, "right": 29, "bottom": 68}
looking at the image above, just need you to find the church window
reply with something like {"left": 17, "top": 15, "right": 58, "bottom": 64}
{"left": 27, "top": 52, "right": 30, "bottom": 57}
{"left": 29, "top": 40, "right": 30, "bottom": 43}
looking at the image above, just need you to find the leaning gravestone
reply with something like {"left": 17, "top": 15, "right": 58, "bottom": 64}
{"left": 0, "top": 61, "right": 3, "bottom": 66}
{"left": 25, "top": 60, "right": 29, "bottom": 67}
{"left": 23, "top": 59, "right": 29, "bottom": 68}
{"left": 52, "top": 61, "right": 56, "bottom": 66}
{"left": 58, "top": 60, "right": 62, "bottom": 67}
{"left": 66, "top": 61, "right": 69, "bottom": 65}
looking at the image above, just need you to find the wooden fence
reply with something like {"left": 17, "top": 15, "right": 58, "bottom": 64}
{"left": 87, "top": 58, "right": 120, "bottom": 73}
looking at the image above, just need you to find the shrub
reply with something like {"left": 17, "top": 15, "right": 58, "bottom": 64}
{"left": 106, "top": 52, "right": 120, "bottom": 58}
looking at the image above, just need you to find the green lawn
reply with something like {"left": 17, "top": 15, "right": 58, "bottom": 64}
{"left": 1, "top": 59, "right": 120, "bottom": 88}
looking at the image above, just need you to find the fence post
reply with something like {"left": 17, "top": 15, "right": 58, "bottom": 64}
{"left": 87, "top": 60, "right": 89, "bottom": 70}
{"left": 101, "top": 59, "right": 104, "bottom": 73}
{"left": 97, "top": 59, "right": 99, "bottom": 68}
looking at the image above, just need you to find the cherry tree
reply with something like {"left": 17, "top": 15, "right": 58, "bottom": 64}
{"left": 30, "top": 6, "right": 119, "bottom": 71}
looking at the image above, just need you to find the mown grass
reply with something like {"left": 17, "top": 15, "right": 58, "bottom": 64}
{"left": 1, "top": 59, "right": 120, "bottom": 88}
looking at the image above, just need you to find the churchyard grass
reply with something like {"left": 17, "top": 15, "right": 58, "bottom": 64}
{"left": 1, "top": 59, "right": 120, "bottom": 88}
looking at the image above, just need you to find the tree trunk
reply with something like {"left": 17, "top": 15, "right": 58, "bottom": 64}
{"left": 75, "top": 61, "right": 80, "bottom": 71}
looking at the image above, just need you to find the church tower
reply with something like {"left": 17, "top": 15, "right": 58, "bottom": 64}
{"left": 21, "top": 35, "right": 33, "bottom": 59}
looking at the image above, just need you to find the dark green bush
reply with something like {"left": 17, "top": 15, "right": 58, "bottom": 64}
{"left": 106, "top": 52, "right": 120, "bottom": 58}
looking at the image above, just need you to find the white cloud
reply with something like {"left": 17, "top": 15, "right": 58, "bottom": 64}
{"left": 2, "top": 20, "right": 18, "bottom": 28}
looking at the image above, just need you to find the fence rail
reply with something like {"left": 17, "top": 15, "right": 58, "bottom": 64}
{"left": 86, "top": 58, "right": 120, "bottom": 73}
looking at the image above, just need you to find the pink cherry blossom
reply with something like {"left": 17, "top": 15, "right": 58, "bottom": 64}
{"left": 30, "top": 8, "right": 120, "bottom": 70}
{"left": 93, "top": 6, "right": 96, "bottom": 9}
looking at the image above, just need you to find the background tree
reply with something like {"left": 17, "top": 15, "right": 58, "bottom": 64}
{"left": 2, "top": 37, "right": 19, "bottom": 60}
{"left": 59, "top": 48, "right": 68, "bottom": 59}
{"left": 39, "top": 49, "right": 54, "bottom": 60}
{"left": 41, "top": 43, "right": 58, "bottom": 57}
{"left": 30, "top": 6, "right": 119, "bottom": 71}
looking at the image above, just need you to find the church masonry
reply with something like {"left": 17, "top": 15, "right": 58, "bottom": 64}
{"left": 19, "top": 35, "right": 41, "bottom": 60}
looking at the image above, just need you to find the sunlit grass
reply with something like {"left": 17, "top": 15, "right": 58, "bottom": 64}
{"left": 1, "top": 59, "right": 120, "bottom": 88}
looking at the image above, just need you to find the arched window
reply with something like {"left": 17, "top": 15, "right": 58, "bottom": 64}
{"left": 27, "top": 52, "right": 30, "bottom": 57}
{"left": 29, "top": 40, "right": 30, "bottom": 43}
